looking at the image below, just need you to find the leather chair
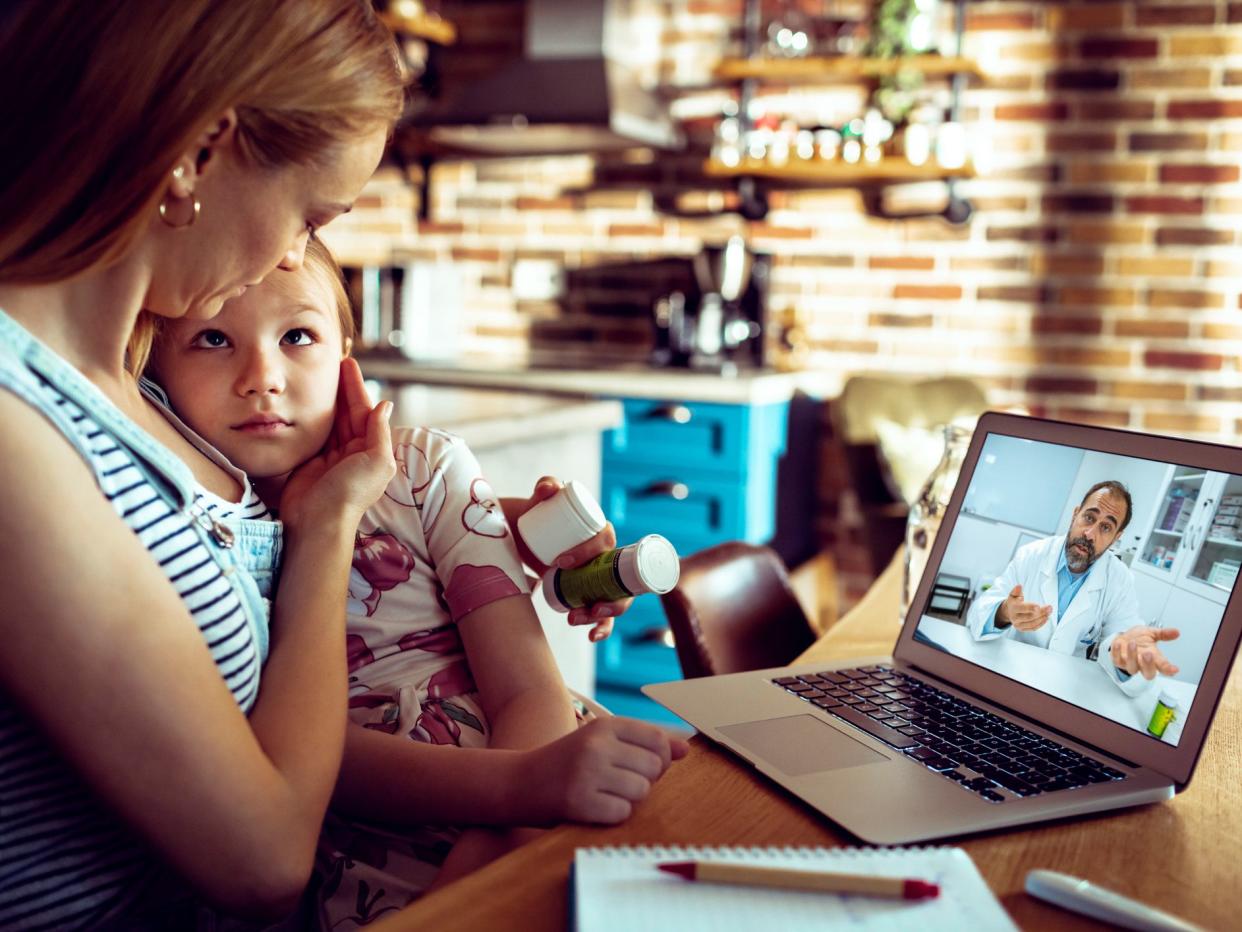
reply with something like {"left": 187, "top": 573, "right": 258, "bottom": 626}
{"left": 660, "top": 541, "right": 818, "bottom": 679}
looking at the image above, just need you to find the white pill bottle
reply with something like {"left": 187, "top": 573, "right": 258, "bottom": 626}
{"left": 516, "top": 479, "right": 608, "bottom": 567}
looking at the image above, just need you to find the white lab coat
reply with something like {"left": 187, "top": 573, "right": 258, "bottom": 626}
{"left": 966, "top": 534, "right": 1149, "bottom": 697}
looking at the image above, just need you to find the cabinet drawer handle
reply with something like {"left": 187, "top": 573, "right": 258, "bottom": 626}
{"left": 631, "top": 626, "right": 676, "bottom": 648}
{"left": 645, "top": 404, "right": 692, "bottom": 424}
{"left": 641, "top": 481, "right": 690, "bottom": 501}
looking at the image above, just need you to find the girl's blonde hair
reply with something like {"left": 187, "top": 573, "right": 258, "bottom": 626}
{"left": 132, "top": 237, "right": 357, "bottom": 377}
{"left": 304, "top": 237, "right": 358, "bottom": 354}
{"left": 0, "top": 0, "right": 405, "bottom": 284}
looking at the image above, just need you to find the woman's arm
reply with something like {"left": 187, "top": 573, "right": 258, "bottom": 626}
{"left": 0, "top": 387, "right": 392, "bottom": 920}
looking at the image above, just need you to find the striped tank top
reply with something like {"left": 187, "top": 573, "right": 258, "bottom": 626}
{"left": 0, "top": 309, "right": 279, "bottom": 930}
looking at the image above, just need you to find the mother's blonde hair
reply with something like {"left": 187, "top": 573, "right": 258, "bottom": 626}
{"left": 0, "top": 0, "right": 405, "bottom": 284}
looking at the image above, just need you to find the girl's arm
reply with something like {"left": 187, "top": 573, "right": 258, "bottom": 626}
{"left": 331, "top": 592, "right": 685, "bottom": 878}
{"left": 457, "top": 592, "right": 577, "bottom": 745}
{"left": 426, "top": 591, "right": 582, "bottom": 885}
{"left": 331, "top": 443, "right": 685, "bottom": 841}
{"left": 333, "top": 697, "right": 684, "bottom": 826}
{"left": 0, "top": 388, "right": 392, "bottom": 921}
{"left": 331, "top": 591, "right": 684, "bottom": 828}
{"left": 328, "top": 599, "right": 584, "bottom": 828}
{"left": 500, "top": 478, "right": 629, "bottom": 641}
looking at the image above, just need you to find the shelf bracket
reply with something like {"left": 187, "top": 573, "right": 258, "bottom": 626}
{"left": 859, "top": 182, "right": 973, "bottom": 225}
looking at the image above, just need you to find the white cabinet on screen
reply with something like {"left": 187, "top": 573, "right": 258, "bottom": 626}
{"left": 1128, "top": 569, "right": 1172, "bottom": 627}
{"left": 1132, "top": 466, "right": 1242, "bottom": 607}
{"left": 1155, "top": 586, "right": 1218, "bottom": 685}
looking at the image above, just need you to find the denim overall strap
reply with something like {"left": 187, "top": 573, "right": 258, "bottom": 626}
{"left": 0, "top": 308, "right": 200, "bottom": 508}
{"left": 0, "top": 306, "right": 275, "bottom": 669}
{"left": 216, "top": 514, "right": 282, "bottom": 663}
{"left": 137, "top": 376, "right": 283, "bottom": 665}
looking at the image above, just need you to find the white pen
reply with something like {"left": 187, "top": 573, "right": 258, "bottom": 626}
{"left": 1025, "top": 870, "right": 1204, "bottom": 932}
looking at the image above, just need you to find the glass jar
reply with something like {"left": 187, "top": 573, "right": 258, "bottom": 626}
{"left": 901, "top": 423, "right": 971, "bottom": 621}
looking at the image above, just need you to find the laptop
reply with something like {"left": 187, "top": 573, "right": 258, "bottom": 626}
{"left": 644, "top": 412, "right": 1242, "bottom": 844}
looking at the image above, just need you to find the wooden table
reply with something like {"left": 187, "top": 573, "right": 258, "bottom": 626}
{"left": 376, "top": 558, "right": 1241, "bottom": 930}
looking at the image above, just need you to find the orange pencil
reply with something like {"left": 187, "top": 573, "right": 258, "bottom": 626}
{"left": 656, "top": 861, "right": 940, "bottom": 900}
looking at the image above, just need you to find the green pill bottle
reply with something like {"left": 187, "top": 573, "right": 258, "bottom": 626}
{"left": 542, "top": 534, "right": 681, "bottom": 612}
{"left": 1146, "top": 690, "right": 1179, "bottom": 739}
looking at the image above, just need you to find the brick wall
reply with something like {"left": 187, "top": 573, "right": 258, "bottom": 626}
{"left": 325, "top": 0, "right": 1242, "bottom": 442}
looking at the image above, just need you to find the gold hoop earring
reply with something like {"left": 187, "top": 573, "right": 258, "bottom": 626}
{"left": 159, "top": 197, "right": 201, "bottom": 229}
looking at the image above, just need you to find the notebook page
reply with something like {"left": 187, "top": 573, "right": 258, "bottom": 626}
{"left": 573, "top": 845, "right": 1016, "bottom": 932}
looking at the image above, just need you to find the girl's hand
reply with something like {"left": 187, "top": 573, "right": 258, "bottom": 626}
{"left": 279, "top": 359, "right": 395, "bottom": 531}
{"left": 505, "top": 477, "right": 631, "bottom": 642}
{"left": 520, "top": 717, "right": 688, "bottom": 825}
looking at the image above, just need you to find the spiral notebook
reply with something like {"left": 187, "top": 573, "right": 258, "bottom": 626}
{"left": 571, "top": 845, "right": 1015, "bottom": 932}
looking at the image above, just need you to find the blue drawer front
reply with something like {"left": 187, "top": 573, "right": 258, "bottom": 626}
{"left": 594, "top": 397, "right": 792, "bottom": 725}
{"left": 594, "top": 686, "right": 690, "bottom": 729}
{"left": 603, "top": 467, "right": 744, "bottom": 550}
{"left": 604, "top": 399, "right": 753, "bottom": 473}
{"left": 596, "top": 600, "right": 681, "bottom": 690}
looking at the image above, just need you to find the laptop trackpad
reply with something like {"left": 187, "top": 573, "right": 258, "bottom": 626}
{"left": 719, "top": 715, "right": 888, "bottom": 776}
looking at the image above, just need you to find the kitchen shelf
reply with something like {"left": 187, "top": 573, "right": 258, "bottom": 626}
{"left": 704, "top": 157, "right": 975, "bottom": 184}
{"left": 1151, "top": 529, "right": 1184, "bottom": 537}
{"left": 1205, "top": 537, "right": 1242, "bottom": 547}
{"left": 713, "top": 54, "right": 980, "bottom": 82}
{"left": 379, "top": 9, "right": 456, "bottom": 45}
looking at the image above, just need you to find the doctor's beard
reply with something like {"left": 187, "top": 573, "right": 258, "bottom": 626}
{"left": 1065, "top": 536, "right": 1096, "bottom": 573}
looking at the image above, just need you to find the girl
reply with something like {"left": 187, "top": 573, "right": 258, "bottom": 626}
{"left": 146, "top": 239, "right": 688, "bottom": 926}
{"left": 0, "top": 0, "right": 404, "bottom": 926}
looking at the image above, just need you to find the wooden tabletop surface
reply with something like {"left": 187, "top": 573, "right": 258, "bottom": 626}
{"left": 376, "top": 557, "right": 1242, "bottom": 931}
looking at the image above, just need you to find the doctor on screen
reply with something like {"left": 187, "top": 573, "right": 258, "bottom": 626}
{"left": 966, "top": 480, "right": 1181, "bottom": 697}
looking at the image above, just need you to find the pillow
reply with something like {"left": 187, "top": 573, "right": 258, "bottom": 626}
{"left": 872, "top": 415, "right": 979, "bottom": 505}
{"left": 872, "top": 419, "right": 948, "bottom": 505}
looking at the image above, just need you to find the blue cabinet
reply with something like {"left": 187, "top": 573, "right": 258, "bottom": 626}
{"left": 595, "top": 397, "right": 791, "bottom": 725}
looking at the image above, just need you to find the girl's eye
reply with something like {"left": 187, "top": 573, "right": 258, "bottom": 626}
{"left": 282, "top": 328, "right": 314, "bottom": 346}
{"left": 191, "top": 330, "right": 229, "bottom": 349}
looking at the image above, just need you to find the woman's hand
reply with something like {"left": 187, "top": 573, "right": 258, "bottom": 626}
{"left": 504, "top": 477, "right": 632, "bottom": 642}
{"left": 279, "top": 359, "right": 395, "bottom": 532}
{"left": 519, "top": 717, "right": 688, "bottom": 825}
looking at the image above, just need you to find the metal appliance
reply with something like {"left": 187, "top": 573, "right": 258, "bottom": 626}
{"left": 650, "top": 237, "right": 770, "bottom": 372}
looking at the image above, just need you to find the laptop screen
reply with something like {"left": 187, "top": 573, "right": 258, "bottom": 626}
{"left": 913, "top": 432, "right": 1240, "bottom": 749}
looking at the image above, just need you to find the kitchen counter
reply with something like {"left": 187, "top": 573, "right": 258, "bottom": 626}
{"left": 376, "top": 382, "right": 623, "bottom": 451}
{"left": 361, "top": 354, "right": 840, "bottom": 406}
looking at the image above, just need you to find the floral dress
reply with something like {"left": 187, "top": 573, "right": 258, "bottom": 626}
{"left": 314, "top": 426, "right": 547, "bottom": 929}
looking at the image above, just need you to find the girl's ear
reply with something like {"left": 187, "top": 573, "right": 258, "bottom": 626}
{"left": 342, "top": 336, "right": 353, "bottom": 358}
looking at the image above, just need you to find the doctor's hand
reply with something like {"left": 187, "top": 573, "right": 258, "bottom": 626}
{"left": 996, "top": 584, "right": 1053, "bottom": 632}
{"left": 1110, "top": 625, "right": 1180, "bottom": 680}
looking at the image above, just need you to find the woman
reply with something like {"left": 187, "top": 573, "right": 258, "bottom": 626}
{"left": 0, "top": 1, "right": 404, "bottom": 926}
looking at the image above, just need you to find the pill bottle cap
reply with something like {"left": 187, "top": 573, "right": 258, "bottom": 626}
{"left": 629, "top": 534, "right": 681, "bottom": 595}
{"left": 561, "top": 479, "right": 607, "bottom": 537}
{"left": 1157, "top": 689, "right": 1179, "bottom": 709}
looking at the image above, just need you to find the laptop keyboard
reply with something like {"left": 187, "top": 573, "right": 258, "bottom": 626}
{"left": 772, "top": 665, "right": 1128, "bottom": 804}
